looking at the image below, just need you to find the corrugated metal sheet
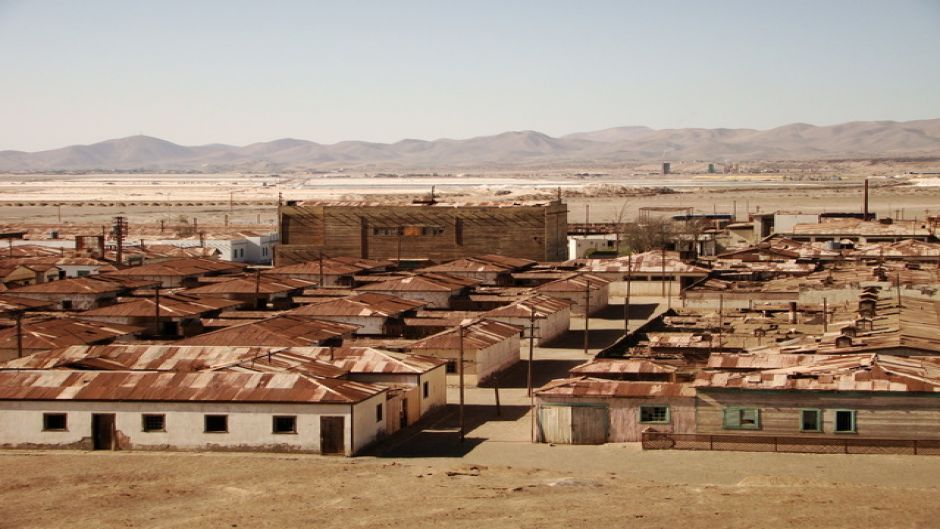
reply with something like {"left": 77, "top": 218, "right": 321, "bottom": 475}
{"left": 290, "top": 292, "right": 426, "bottom": 318}
{"left": 79, "top": 294, "right": 241, "bottom": 318}
{"left": 409, "top": 319, "right": 522, "bottom": 351}
{"left": 185, "top": 276, "right": 314, "bottom": 295}
{"left": 696, "top": 354, "right": 940, "bottom": 393}
{"left": 0, "top": 369, "right": 382, "bottom": 403}
{"left": 535, "top": 377, "right": 695, "bottom": 398}
{"left": 0, "top": 318, "right": 140, "bottom": 351}
{"left": 178, "top": 315, "right": 358, "bottom": 347}
{"left": 570, "top": 358, "right": 678, "bottom": 375}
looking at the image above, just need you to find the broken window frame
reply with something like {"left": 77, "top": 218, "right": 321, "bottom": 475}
{"left": 204, "top": 414, "right": 229, "bottom": 433}
{"left": 799, "top": 409, "right": 822, "bottom": 432}
{"left": 833, "top": 409, "right": 857, "bottom": 433}
{"left": 638, "top": 405, "right": 670, "bottom": 424}
{"left": 141, "top": 414, "right": 166, "bottom": 432}
{"left": 42, "top": 413, "right": 68, "bottom": 432}
{"left": 272, "top": 415, "right": 297, "bottom": 435}
{"left": 722, "top": 407, "right": 761, "bottom": 430}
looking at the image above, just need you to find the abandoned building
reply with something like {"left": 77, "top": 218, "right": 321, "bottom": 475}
{"left": 277, "top": 199, "right": 568, "bottom": 263}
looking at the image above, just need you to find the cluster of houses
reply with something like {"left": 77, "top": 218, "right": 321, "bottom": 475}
{"left": 0, "top": 206, "right": 938, "bottom": 457}
{"left": 532, "top": 219, "right": 940, "bottom": 453}
{"left": 0, "top": 236, "right": 604, "bottom": 454}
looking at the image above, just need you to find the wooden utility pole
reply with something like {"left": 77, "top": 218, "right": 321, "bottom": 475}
{"left": 15, "top": 311, "right": 24, "bottom": 358}
{"left": 717, "top": 294, "right": 724, "bottom": 351}
{"left": 624, "top": 253, "right": 633, "bottom": 335}
{"left": 896, "top": 273, "right": 902, "bottom": 309}
{"left": 153, "top": 286, "right": 162, "bottom": 337}
{"left": 318, "top": 251, "right": 325, "bottom": 289}
{"left": 493, "top": 375, "right": 501, "bottom": 417}
{"left": 583, "top": 277, "right": 591, "bottom": 356}
{"left": 823, "top": 297, "right": 828, "bottom": 333}
{"left": 527, "top": 302, "right": 536, "bottom": 397}
{"left": 458, "top": 323, "right": 466, "bottom": 443}
{"left": 255, "top": 269, "right": 262, "bottom": 309}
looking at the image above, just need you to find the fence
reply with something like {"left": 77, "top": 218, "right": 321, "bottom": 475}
{"left": 641, "top": 431, "right": 940, "bottom": 456}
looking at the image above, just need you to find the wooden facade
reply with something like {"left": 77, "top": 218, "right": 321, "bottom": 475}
{"left": 277, "top": 201, "right": 568, "bottom": 264}
{"left": 696, "top": 389, "right": 940, "bottom": 440}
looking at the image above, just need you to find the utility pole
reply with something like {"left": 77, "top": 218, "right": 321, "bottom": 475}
{"left": 823, "top": 297, "right": 828, "bottom": 333}
{"left": 458, "top": 323, "right": 465, "bottom": 443}
{"left": 318, "top": 251, "right": 325, "bottom": 289}
{"left": 527, "top": 302, "right": 536, "bottom": 397}
{"left": 154, "top": 286, "right": 162, "bottom": 337}
{"left": 15, "top": 311, "right": 24, "bottom": 358}
{"left": 624, "top": 253, "right": 633, "bottom": 335}
{"left": 255, "top": 269, "right": 262, "bottom": 309}
{"left": 717, "top": 294, "right": 724, "bottom": 351}
{"left": 583, "top": 277, "right": 591, "bottom": 356}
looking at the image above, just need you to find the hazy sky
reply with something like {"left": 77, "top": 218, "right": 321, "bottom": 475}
{"left": 1, "top": 0, "right": 939, "bottom": 151}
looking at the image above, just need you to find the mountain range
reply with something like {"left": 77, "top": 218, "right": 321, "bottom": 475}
{"left": 2, "top": 119, "right": 939, "bottom": 171}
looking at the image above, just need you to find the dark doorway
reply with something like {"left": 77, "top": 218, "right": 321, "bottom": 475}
{"left": 400, "top": 399, "right": 409, "bottom": 428}
{"left": 320, "top": 416, "right": 345, "bottom": 455}
{"left": 91, "top": 414, "right": 116, "bottom": 450}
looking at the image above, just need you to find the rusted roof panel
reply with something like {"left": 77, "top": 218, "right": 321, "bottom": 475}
{"left": 290, "top": 292, "right": 427, "bottom": 318}
{"left": 535, "top": 377, "right": 695, "bottom": 398}
{"left": 409, "top": 319, "right": 522, "bottom": 351}
{"left": 0, "top": 369, "right": 383, "bottom": 403}
{"left": 697, "top": 354, "right": 940, "bottom": 393}
{"left": 178, "top": 315, "right": 358, "bottom": 347}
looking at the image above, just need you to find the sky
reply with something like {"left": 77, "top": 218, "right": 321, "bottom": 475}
{"left": 1, "top": 0, "right": 939, "bottom": 151}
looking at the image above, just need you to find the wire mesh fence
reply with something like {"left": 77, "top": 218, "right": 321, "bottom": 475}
{"left": 642, "top": 431, "right": 940, "bottom": 456}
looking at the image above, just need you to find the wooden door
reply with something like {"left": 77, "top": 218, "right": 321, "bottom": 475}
{"left": 537, "top": 406, "right": 572, "bottom": 444}
{"left": 320, "top": 416, "right": 345, "bottom": 455}
{"left": 91, "top": 414, "right": 116, "bottom": 450}
{"left": 570, "top": 406, "right": 609, "bottom": 445}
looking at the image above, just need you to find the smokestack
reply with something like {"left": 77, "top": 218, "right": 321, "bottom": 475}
{"left": 863, "top": 178, "right": 869, "bottom": 220}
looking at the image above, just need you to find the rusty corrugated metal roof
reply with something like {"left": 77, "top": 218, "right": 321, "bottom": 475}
{"left": 535, "top": 377, "right": 695, "bottom": 398}
{"left": 0, "top": 318, "right": 140, "bottom": 352}
{"left": 409, "top": 319, "right": 522, "bottom": 351}
{"left": 0, "top": 369, "right": 383, "bottom": 403}
{"left": 79, "top": 294, "right": 242, "bottom": 318}
{"left": 178, "top": 315, "right": 358, "bottom": 347}
{"left": 290, "top": 292, "right": 426, "bottom": 318}
{"left": 696, "top": 354, "right": 940, "bottom": 393}
{"left": 569, "top": 358, "right": 678, "bottom": 375}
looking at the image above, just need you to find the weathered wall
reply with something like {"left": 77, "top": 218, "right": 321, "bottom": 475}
{"left": 279, "top": 202, "right": 568, "bottom": 263}
{"left": 537, "top": 395, "right": 696, "bottom": 443}
{"left": 0, "top": 399, "right": 387, "bottom": 455}
{"left": 696, "top": 389, "right": 940, "bottom": 439}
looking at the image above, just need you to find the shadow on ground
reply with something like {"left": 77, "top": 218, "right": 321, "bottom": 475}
{"left": 374, "top": 404, "right": 529, "bottom": 458}
{"left": 479, "top": 359, "right": 583, "bottom": 390}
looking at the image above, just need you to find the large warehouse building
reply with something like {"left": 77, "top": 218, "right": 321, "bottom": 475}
{"left": 277, "top": 199, "right": 568, "bottom": 264}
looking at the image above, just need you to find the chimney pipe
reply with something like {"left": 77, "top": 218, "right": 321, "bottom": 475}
{"left": 863, "top": 178, "right": 869, "bottom": 220}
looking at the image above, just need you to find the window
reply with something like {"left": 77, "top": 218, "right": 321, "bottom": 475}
{"left": 423, "top": 381, "right": 430, "bottom": 399}
{"left": 800, "top": 409, "right": 821, "bottom": 432}
{"left": 723, "top": 407, "right": 761, "bottom": 430}
{"left": 376, "top": 403, "right": 383, "bottom": 422}
{"left": 639, "top": 405, "right": 670, "bottom": 424}
{"left": 142, "top": 414, "right": 166, "bottom": 432}
{"left": 42, "top": 413, "right": 67, "bottom": 431}
{"left": 372, "top": 227, "right": 403, "bottom": 237}
{"left": 272, "top": 416, "right": 296, "bottom": 434}
{"left": 834, "top": 410, "right": 856, "bottom": 433}
{"left": 77, "top": 270, "right": 90, "bottom": 277}
{"left": 61, "top": 300, "right": 73, "bottom": 310}
{"left": 446, "top": 360, "right": 457, "bottom": 373}
{"left": 204, "top": 414, "right": 228, "bottom": 433}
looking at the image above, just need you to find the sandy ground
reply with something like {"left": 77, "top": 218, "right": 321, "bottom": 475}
{"left": 0, "top": 173, "right": 938, "bottom": 228}
{"left": 2, "top": 298, "right": 939, "bottom": 528}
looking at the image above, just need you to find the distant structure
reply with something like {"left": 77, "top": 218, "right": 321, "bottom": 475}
{"left": 662, "top": 162, "right": 671, "bottom": 175}
{"left": 277, "top": 198, "right": 568, "bottom": 264}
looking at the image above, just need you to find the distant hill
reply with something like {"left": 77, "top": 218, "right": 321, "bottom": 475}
{"left": 2, "top": 118, "right": 939, "bottom": 171}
